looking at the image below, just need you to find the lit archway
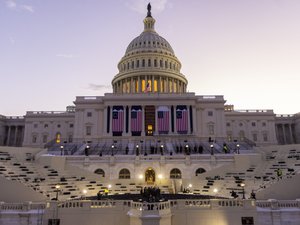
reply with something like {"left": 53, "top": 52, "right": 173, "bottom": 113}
{"left": 145, "top": 168, "right": 155, "bottom": 184}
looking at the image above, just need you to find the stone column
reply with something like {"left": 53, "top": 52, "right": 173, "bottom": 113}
{"left": 168, "top": 106, "right": 175, "bottom": 133}
{"left": 282, "top": 124, "right": 287, "bottom": 144}
{"left": 288, "top": 123, "right": 293, "bottom": 144}
{"left": 172, "top": 106, "right": 175, "bottom": 134}
{"left": 159, "top": 76, "right": 161, "bottom": 93}
{"left": 7, "top": 126, "right": 11, "bottom": 146}
{"left": 187, "top": 106, "right": 191, "bottom": 134}
{"left": 142, "top": 106, "right": 145, "bottom": 136}
{"left": 14, "top": 126, "right": 18, "bottom": 146}
{"left": 155, "top": 106, "right": 158, "bottom": 135}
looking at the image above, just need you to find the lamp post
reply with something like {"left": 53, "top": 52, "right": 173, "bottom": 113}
{"left": 185, "top": 144, "right": 189, "bottom": 155}
{"left": 111, "top": 144, "right": 114, "bottom": 156}
{"left": 236, "top": 144, "right": 240, "bottom": 154}
{"left": 160, "top": 144, "right": 164, "bottom": 155}
{"left": 210, "top": 144, "right": 214, "bottom": 155}
{"left": 60, "top": 145, "right": 64, "bottom": 156}
{"left": 82, "top": 189, "right": 87, "bottom": 200}
{"left": 55, "top": 184, "right": 60, "bottom": 200}
{"left": 85, "top": 145, "right": 90, "bottom": 156}
{"left": 241, "top": 183, "right": 245, "bottom": 199}
{"left": 136, "top": 144, "right": 139, "bottom": 156}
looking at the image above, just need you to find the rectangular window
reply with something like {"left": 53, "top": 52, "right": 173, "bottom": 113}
{"left": 142, "top": 59, "right": 145, "bottom": 67}
{"left": 208, "top": 124, "right": 214, "bottom": 135}
{"left": 87, "top": 112, "right": 92, "bottom": 117}
{"left": 86, "top": 126, "right": 92, "bottom": 136}
{"left": 252, "top": 133, "right": 258, "bottom": 141}
{"left": 44, "top": 124, "right": 48, "bottom": 128}
{"left": 43, "top": 135, "right": 48, "bottom": 143}
{"left": 137, "top": 60, "right": 139, "bottom": 68}
{"left": 263, "top": 133, "right": 268, "bottom": 142}
{"left": 148, "top": 59, "right": 151, "bottom": 67}
{"left": 32, "top": 135, "right": 37, "bottom": 143}
{"left": 69, "top": 124, "right": 74, "bottom": 128}
{"left": 154, "top": 59, "right": 157, "bottom": 67}
{"left": 208, "top": 111, "right": 213, "bottom": 116}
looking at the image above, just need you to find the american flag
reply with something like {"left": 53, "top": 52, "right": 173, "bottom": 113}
{"left": 176, "top": 106, "right": 188, "bottom": 133}
{"left": 112, "top": 106, "right": 124, "bottom": 132}
{"left": 157, "top": 108, "right": 169, "bottom": 133}
{"left": 131, "top": 106, "right": 142, "bottom": 132}
{"left": 144, "top": 82, "right": 150, "bottom": 93}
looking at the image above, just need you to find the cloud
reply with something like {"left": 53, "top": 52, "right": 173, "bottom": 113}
{"left": 5, "top": 0, "right": 16, "bottom": 9}
{"left": 126, "top": 0, "right": 169, "bottom": 14}
{"left": 88, "top": 84, "right": 111, "bottom": 91}
{"left": 4, "top": 0, "right": 34, "bottom": 13}
{"left": 56, "top": 54, "right": 80, "bottom": 59}
{"left": 21, "top": 5, "right": 34, "bottom": 13}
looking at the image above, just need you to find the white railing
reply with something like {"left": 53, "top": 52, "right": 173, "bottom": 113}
{"left": 0, "top": 202, "right": 46, "bottom": 211}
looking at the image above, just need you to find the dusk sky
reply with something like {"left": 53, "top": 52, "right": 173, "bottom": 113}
{"left": 1, "top": 0, "right": 300, "bottom": 116}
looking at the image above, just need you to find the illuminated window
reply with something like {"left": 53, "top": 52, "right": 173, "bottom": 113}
{"left": 141, "top": 79, "right": 146, "bottom": 91}
{"left": 154, "top": 79, "right": 158, "bottom": 92}
{"left": 55, "top": 133, "right": 61, "bottom": 143}
{"left": 169, "top": 80, "right": 172, "bottom": 92}
{"left": 173, "top": 82, "right": 177, "bottom": 92}
{"left": 135, "top": 79, "right": 139, "bottom": 92}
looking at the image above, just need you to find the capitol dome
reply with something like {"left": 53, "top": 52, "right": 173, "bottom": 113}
{"left": 112, "top": 4, "right": 188, "bottom": 94}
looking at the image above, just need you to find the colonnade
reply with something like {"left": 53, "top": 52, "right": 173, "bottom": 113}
{"left": 113, "top": 75, "right": 186, "bottom": 94}
{"left": 4, "top": 125, "right": 24, "bottom": 146}
{"left": 276, "top": 123, "right": 295, "bottom": 144}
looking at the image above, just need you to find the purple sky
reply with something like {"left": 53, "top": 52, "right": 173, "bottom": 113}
{"left": 1, "top": 0, "right": 300, "bottom": 116}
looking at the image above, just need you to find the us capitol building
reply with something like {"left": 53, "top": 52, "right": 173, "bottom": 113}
{"left": 0, "top": 4, "right": 300, "bottom": 225}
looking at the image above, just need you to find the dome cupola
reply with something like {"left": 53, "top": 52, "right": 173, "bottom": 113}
{"left": 112, "top": 3, "right": 188, "bottom": 94}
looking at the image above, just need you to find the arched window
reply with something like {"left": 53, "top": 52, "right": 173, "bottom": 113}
{"left": 119, "top": 168, "right": 130, "bottom": 179}
{"left": 170, "top": 168, "right": 182, "bottom": 179}
{"left": 94, "top": 169, "right": 105, "bottom": 177}
{"left": 195, "top": 168, "right": 206, "bottom": 176}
